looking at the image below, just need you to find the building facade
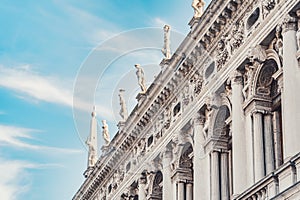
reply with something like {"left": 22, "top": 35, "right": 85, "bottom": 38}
{"left": 73, "top": 0, "right": 300, "bottom": 199}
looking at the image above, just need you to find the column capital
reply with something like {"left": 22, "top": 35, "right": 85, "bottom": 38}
{"left": 230, "top": 70, "right": 243, "bottom": 85}
{"left": 193, "top": 112, "right": 205, "bottom": 126}
{"left": 282, "top": 14, "right": 297, "bottom": 33}
{"left": 251, "top": 109, "right": 266, "bottom": 116}
{"left": 139, "top": 172, "right": 147, "bottom": 185}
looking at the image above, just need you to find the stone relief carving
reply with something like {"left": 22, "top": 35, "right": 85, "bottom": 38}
{"left": 256, "top": 60, "right": 277, "bottom": 96}
{"left": 216, "top": 38, "right": 229, "bottom": 71}
{"left": 203, "top": 99, "right": 213, "bottom": 139}
{"left": 296, "top": 10, "right": 300, "bottom": 52}
{"left": 242, "top": 63, "right": 256, "bottom": 100}
{"left": 262, "top": 0, "right": 276, "bottom": 18}
{"left": 192, "top": 71, "right": 204, "bottom": 96}
{"left": 216, "top": 21, "right": 245, "bottom": 70}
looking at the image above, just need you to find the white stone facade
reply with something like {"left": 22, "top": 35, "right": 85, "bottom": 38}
{"left": 73, "top": 0, "right": 300, "bottom": 199}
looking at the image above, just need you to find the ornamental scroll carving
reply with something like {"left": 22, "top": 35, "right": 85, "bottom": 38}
{"left": 216, "top": 21, "right": 245, "bottom": 71}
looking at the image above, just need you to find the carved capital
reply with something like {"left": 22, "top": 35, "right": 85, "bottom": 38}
{"left": 139, "top": 172, "right": 147, "bottom": 185}
{"left": 282, "top": 14, "right": 297, "bottom": 33}
{"left": 193, "top": 112, "right": 205, "bottom": 126}
{"left": 230, "top": 70, "right": 243, "bottom": 85}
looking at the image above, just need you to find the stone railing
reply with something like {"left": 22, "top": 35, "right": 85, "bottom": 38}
{"left": 235, "top": 152, "right": 300, "bottom": 200}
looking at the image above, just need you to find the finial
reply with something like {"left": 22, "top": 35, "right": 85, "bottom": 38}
{"left": 91, "top": 106, "right": 96, "bottom": 117}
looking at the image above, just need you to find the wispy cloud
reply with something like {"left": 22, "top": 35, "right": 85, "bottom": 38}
{"left": 0, "top": 65, "right": 115, "bottom": 120}
{"left": 0, "top": 158, "right": 65, "bottom": 200}
{"left": 152, "top": 17, "right": 169, "bottom": 27}
{"left": 0, "top": 124, "right": 82, "bottom": 154}
{"left": 0, "top": 159, "right": 33, "bottom": 200}
{"left": 0, "top": 65, "right": 73, "bottom": 107}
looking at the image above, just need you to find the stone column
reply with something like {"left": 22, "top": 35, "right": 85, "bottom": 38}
{"left": 178, "top": 182, "right": 185, "bottom": 200}
{"left": 231, "top": 71, "right": 248, "bottom": 194}
{"left": 138, "top": 174, "right": 147, "bottom": 200}
{"left": 193, "top": 113, "right": 209, "bottom": 199}
{"left": 253, "top": 111, "right": 265, "bottom": 182}
{"left": 221, "top": 151, "right": 230, "bottom": 200}
{"left": 282, "top": 14, "right": 300, "bottom": 160}
{"left": 264, "top": 112, "right": 275, "bottom": 174}
{"left": 186, "top": 182, "right": 193, "bottom": 200}
{"left": 211, "top": 151, "right": 220, "bottom": 200}
{"left": 273, "top": 111, "right": 283, "bottom": 168}
{"left": 162, "top": 149, "right": 173, "bottom": 200}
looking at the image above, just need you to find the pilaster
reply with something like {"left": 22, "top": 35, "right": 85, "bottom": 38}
{"left": 282, "top": 13, "right": 300, "bottom": 160}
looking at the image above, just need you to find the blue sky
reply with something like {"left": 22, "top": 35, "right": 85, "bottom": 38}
{"left": 0, "top": 1, "right": 210, "bottom": 199}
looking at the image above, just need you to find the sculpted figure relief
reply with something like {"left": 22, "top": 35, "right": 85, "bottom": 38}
{"left": 102, "top": 120, "right": 110, "bottom": 145}
{"left": 118, "top": 89, "right": 128, "bottom": 121}
{"left": 135, "top": 64, "right": 147, "bottom": 93}
{"left": 296, "top": 11, "right": 300, "bottom": 51}
{"left": 161, "top": 25, "right": 171, "bottom": 59}
{"left": 242, "top": 64, "right": 256, "bottom": 100}
{"left": 203, "top": 102, "right": 213, "bottom": 139}
{"left": 192, "top": 0, "right": 205, "bottom": 18}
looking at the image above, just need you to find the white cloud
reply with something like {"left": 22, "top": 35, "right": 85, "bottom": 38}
{"left": 0, "top": 124, "right": 82, "bottom": 154}
{"left": 0, "top": 159, "right": 33, "bottom": 200}
{"left": 0, "top": 65, "right": 115, "bottom": 120}
{"left": 0, "top": 158, "right": 65, "bottom": 200}
{"left": 153, "top": 17, "right": 169, "bottom": 27}
{"left": 0, "top": 65, "right": 73, "bottom": 107}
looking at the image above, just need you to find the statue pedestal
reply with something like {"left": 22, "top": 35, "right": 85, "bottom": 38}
{"left": 117, "top": 121, "right": 126, "bottom": 130}
{"left": 101, "top": 145, "right": 109, "bottom": 154}
{"left": 136, "top": 93, "right": 147, "bottom": 106}
{"left": 83, "top": 166, "right": 94, "bottom": 178}
{"left": 160, "top": 58, "right": 171, "bottom": 70}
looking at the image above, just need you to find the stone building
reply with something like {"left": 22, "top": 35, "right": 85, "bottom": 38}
{"left": 73, "top": 0, "right": 300, "bottom": 199}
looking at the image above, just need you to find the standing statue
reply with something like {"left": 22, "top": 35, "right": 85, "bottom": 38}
{"left": 274, "top": 26, "right": 283, "bottom": 64}
{"left": 135, "top": 64, "right": 147, "bottom": 93}
{"left": 102, "top": 120, "right": 110, "bottom": 145}
{"left": 192, "top": 0, "right": 205, "bottom": 18}
{"left": 296, "top": 28, "right": 300, "bottom": 52}
{"left": 161, "top": 25, "right": 171, "bottom": 59}
{"left": 86, "top": 140, "right": 97, "bottom": 166}
{"left": 242, "top": 64, "right": 256, "bottom": 100}
{"left": 118, "top": 89, "right": 128, "bottom": 121}
{"left": 203, "top": 103, "right": 213, "bottom": 139}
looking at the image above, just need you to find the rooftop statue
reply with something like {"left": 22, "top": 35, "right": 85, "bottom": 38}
{"left": 102, "top": 120, "right": 110, "bottom": 145}
{"left": 118, "top": 89, "right": 128, "bottom": 121}
{"left": 192, "top": 0, "right": 205, "bottom": 18}
{"left": 135, "top": 64, "right": 147, "bottom": 94}
{"left": 161, "top": 25, "right": 171, "bottom": 59}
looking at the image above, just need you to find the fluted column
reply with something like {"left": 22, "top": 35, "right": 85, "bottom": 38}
{"left": 186, "top": 182, "right": 193, "bottom": 200}
{"left": 193, "top": 113, "right": 209, "bottom": 199}
{"left": 273, "top": 111, "right": 283, "bottom": 168}
{"left": 253, "top": 111, "right": 265, "bottom": 182}
{"left": 162, "top": 149, "right": 173, "bottom": 200}
{"left": 138, "top": 173, "right": 147, "bottom": 200}
{"left": 282, "top": 14, "right": 300, "bottom": 159}
{"left": 231, "top": 71, "right": 248, "bottom": 194}
{"left": 221, "top": 151, "right": 230, "bottom": 200}
{"left": 178, "top": 182, "right": 185, "bottom": 200}
{"left": 211, "top": 151, "right": 220, "bottom": 200}
{"left": 264, "top": 112, "right": 275, "bottom": 174}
